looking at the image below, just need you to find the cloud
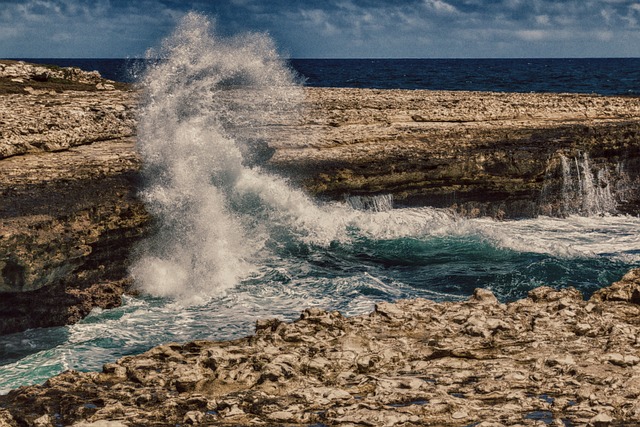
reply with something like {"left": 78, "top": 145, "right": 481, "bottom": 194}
{"left": 0, "top": 0, "right": 638, "bottom": 58}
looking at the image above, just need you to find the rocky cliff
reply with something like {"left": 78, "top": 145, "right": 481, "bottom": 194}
{"left": 1, "top": 269, "right": 639, "bottom": 426}
{"left": 0, "top": 62, "right": 148, "bottom": 334}
{"left": 272, "top": 88, "right": 640, "bottom": 218}
{"left": 1, "top": 61, "right": 639, "bottom": 335}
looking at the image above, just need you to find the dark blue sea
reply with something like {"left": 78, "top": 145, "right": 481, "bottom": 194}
{"left": 18, "top": 57, "right": 640, "bottom": 96}
{"left": 3, "top": 33, "right": 640, "bottom": 395}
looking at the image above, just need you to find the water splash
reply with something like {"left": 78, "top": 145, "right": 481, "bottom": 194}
{"left": 561, "top": 153, "right": 617, "bottom": 216}
{"left": 130, "top": 13, "right": 636, "bottom": 306}
{"left": 131, "top": 13, "right": 316, "bottom": 300}
{"left": 540, "top": 152, "right": 619, "bottom": 217}
{"left": 346, "top": 194, "right": 394, "bottom": 212}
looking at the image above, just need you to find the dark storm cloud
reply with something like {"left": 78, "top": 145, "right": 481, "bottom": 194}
{"left": 0, "top": 0, "right": 638, "bottom": 57}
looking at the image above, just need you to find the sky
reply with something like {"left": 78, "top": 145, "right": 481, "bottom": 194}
{"left": 1, "top": 0, "right": 639, "bottom": 58}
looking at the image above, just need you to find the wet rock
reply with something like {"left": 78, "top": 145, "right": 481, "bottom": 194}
{"left": 2, "top": 271, "right": 640, "bottom": 426}
{"left": 591, "top": 268, "right": 640, "bottom": 304}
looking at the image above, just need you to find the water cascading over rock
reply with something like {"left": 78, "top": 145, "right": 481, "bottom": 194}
{"left": 539, "top": 152, "right": 630, "bottom": 217}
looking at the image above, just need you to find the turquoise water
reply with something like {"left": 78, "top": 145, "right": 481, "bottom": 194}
{"left": 2, "top": 211, "right": 638, "bottom": 394}
{"left": 2, "top": 13, "right": 639, "bottom": 394}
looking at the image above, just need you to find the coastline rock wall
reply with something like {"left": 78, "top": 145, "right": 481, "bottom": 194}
{"left": 269, "top": 88, "right": 640, "bottom": 218}
{"left": 1, "top": 74, "right": 640, "bottom": 333}
{"left": 1, "top": 269, "right": 640, "bottom": 426}
{"left": 0, "top": 138, "right": 148, "bottom": 333}
{"left": 0, "top": 61, "right": 107, "bottom": 85}
{"left": 0, "top": 64, "right": 147, "bottom": 334}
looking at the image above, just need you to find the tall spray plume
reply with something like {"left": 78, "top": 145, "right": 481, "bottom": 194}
{"left": 131, "top": 13, "right": 315, "bottom": 300}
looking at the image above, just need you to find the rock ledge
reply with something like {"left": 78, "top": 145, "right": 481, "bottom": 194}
{"left": 1, "top": 269, "right": 640, "bottom": 426}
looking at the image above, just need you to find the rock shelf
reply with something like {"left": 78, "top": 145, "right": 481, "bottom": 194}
{"left": 272, "top": 88, "right": 640, "bottom": 218}
{"left": 0, "top": 63, "right": 147, "bottom": 333}
{"left": 1, "top": 269, "right": 640, "bottom": 426}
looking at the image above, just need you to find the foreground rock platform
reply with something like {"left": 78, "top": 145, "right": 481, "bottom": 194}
{"left": 1, "top": 269, "right": 639, "bottom": 426}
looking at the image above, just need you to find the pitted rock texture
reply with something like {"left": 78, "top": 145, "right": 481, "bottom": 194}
{"left": 1, "top": 269, "right": 639, "bottom": 426}
{"left": 0, "top": 64, "right": 146, "bottom": 334}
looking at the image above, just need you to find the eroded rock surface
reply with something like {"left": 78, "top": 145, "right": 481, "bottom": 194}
{"left": 0, "top": 63, "right": 147, "bottom": 334}
{"left": 0, "top": 138, "right": 149, "bottom": 333}
{"left": 1, "top": 269, "right": 639, "bottom": 426}
{"left": 0, "top": 60, "right": 135, "bottom": 159}
{"left": 271, "top": 88, "right": 640, "bottom": 218}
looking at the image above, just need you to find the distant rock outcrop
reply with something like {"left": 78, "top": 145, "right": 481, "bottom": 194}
{"left": 1, "top": 269, "right": 639, "bottom": 426}
{"left": 268, "top": 88, "right": 640, "bottom": 218}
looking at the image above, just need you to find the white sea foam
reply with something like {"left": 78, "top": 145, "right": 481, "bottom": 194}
{"left": 131, "top": 12, "right": 640, "bottom": 306}
{"left": 131, "top": 13, "right": 313, "bottom": 300}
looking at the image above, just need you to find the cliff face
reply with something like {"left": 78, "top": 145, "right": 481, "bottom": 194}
{"left": 269, "top": 88, "right": 640, "bottom": 218}
{"left": 1, "top": 63, "right": 639, "bottom": 334}
{"left": 0, "top": 62, "right": 149, "bottom": 334}
{"left": 0, "top": 138, "right": 148, "bottom": 333}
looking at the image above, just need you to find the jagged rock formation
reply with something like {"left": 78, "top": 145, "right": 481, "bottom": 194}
{"left": 271, "top": 88, "right": 640, "bottom": 218}
{"left": 1, "top": 269, "right": 639, "bottom": 426}
{"left": 0, "top": 63, "right": 148, "bottom": 334}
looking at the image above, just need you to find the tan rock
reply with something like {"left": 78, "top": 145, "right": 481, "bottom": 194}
{"left": 2, "top": 273, "right": 640, "bottom": 426}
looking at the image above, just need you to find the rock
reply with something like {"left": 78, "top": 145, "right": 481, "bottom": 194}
{"left": 589, "top": 412, "right": 614, "bottom": 426}
{"left": 0, "top": 410, "right": 16, "bottom": 427}
{"left": 96, "top": 83, "right": 115, "bottom": 91}
{"left": 590, "top": 268, "right": 640, "bottom": 304}
{"left": 1, "top": 66, "right": 640, "bottom": 333}
{"left": 268, "top": 88, "right": 640, "bottom": 218}
{"left": 72, "top": 421, "right": 129, "bottom": 427}
{"left": 0, "top": 89, "right": 137, "bottom": 159}
{"left": 0, "top": 65, "right": 147, "bottom": 334}
{"left": 2, "top": 276, "right": 640, "bottom": 426}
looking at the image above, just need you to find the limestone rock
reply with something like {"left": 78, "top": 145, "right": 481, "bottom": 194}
{"left": 268, "top": 88, "right": 640, "bottom": 218}
{"left": 2, "top": 273, "right": 640, "bottom": 426}
{"left": 590, "top": 268, "right": 640, "bottom": 304}
{"left": 0, "top": 67, "right": 147, "bottom": 334}
{"left": 0, "top": 90, "right": 137, "bottom": 159}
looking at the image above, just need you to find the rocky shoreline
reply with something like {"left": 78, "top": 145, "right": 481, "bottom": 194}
{"left": 1, "top": 269, "right": 640, "bottom": 426}
{"left": 3, "top": 75, "right": 640, "bottom": 332}
{"left": 1, "top": 61, "right": 640, "bottom": 425}
{"left": 272, "top": 88, "right": 640, "bottom": 218}
{"left": 0, "top": 62, "right": 147, "bottom": 334}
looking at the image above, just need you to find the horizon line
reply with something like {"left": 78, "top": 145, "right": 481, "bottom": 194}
{"left": 7, "top": 56, "right": 640, "bottom": 61}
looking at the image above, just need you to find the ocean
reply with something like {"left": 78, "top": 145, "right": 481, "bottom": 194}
{"left": 3, "top": 19, "right": 640, "bottom": 394}
{"left": 19, "top": 57, "right": 640, "bottom": 96}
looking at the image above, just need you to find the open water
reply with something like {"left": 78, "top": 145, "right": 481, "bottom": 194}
{"left": 2, "top": 14, "right": 640, "bottom": 394}
{"left": 20, "top": 57, "right": 640, "bottom": 96}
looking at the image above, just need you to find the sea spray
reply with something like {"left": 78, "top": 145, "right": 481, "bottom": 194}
{"left": 131, "top": 13, "right": 316, "bottom": 300}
